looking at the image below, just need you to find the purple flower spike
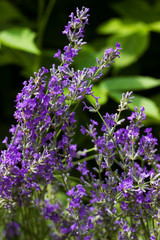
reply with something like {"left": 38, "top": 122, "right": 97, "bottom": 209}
{"left": 1, "top": 5, "right": 158, "bottom": 240}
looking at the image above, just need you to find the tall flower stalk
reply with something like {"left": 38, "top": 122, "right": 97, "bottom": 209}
{"left": 0, "top": 7, "right": 159, "bottom": 240}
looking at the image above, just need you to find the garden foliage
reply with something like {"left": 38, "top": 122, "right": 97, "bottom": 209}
{"left": 0, "top": 6, "right": 160, "bottom": 240}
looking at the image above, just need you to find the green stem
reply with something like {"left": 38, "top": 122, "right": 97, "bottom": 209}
{"left": 98, "top": 154, "right": 103, "bottom": 184}
{"left": 140, "top": 217, "right": 150, "bottom": 239}
{"left": 35, "top": 0, "right": 56, "bottom": 71}
{"left": 37, "top": 0, "right": 44, "bottom": 26}
{"left": 37, "top": 0, "right": 56, "bottom": 48}
{"left": 22, "top": 124, "right": 26, "bottom": 160}
{"left": 12, "top": 122, "right": 20, "bottom": 145}
{"left": 96, "top": 109, "right": 125, "bottom": 169}
{"left": 131, "top": 140, "right": 136, "bottom": 176}
{"left": 72, "top": 154, "right": 97, "bottom": 165}
{"left": 57, "top": 162, "right": 69, "bottom": 191}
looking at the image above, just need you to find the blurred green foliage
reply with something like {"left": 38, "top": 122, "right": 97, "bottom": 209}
{"left": 0, "top": 0, "right": 160, "bottom": 148}
{"left": 0, "top": 0, "right": 56, "bottom": 75}
{"left": 0, "top": 1, "right": 160, "bottom": 237}
{"left": 75, "top": 0, "right": 160, "bottom": 125}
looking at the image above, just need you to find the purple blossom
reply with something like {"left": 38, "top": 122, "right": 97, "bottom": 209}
{"left": 3, "top": 221, "right": 20, "bottom": 239}
{"left": 77, "top": 161, "right": 89, "bottom": 176}
{"left": 117, "top": 177, "right": 133, "bottom": 192}
{"left": 0, "top": 6, "right": 159, "bottom": 240}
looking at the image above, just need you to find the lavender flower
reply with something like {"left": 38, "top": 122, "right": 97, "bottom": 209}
{"left": 3, "top": 221, "right": 20, "bottom": 239}
{"left": 0, "top": 6, "right": 159, "bottom": 240}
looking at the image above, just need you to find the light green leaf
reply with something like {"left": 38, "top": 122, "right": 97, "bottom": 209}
{"left": 97, "top": 18, "right": 148, "bottom": 36}
{"left": 106, "top": 31, "right": 149, "bottom": 68}
{"left": 109, "top": 91, "right": 160, "bottom": 121}
{"left": 87, "top": 85, "right": 108, "bottom": 105}
{"left": 149, "top": 21, "right": 160, "bottom": 33}
{"left": 0, "top": 27, "right": 40, "bottom": 54}
{"left": 101, "top": 76, "right": 160, "bottom": 91}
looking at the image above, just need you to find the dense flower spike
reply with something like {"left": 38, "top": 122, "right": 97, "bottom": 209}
{"left": 3, "top": 221, "right": 20, "bottom": 239}
{"left": 0, "top": 6, "right": 159, "bottom": 240}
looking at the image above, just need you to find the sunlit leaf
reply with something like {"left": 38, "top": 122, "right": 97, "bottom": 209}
{"left": 97, "top": 18, "right": 148, "bottom": 35}
{"left": 0, "top": 27, "right": 40, "bottom": 54}
{"left": 106, "top": 31, "right": 149, "bottom": 68}
{"left": 149, "top": 21, "right": 160, "bottom": 33}
{"left": 87, "top": 85, "right": 108, "bottom": 105}
{"left": 109, "top": 91, "right": 160, "bottom": 121}
{"left": 101, "top": 76, "right": 160, "bottom": 91}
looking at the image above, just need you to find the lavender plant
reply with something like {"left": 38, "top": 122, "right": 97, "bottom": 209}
{"left": 0, "top": 7, "right": 159, "bottom": 240}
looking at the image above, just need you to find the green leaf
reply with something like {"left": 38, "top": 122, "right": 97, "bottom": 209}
{"left": 109, "top": 91, "right": 160, "bottom": 121}
{"left": 149, "top": 21, "right": 160, "bottom": 33}
{"left": 106, "top": 31, "right": 149, "bottom": 68}
{"left": 130, "top": 94, "right": 160, "bottom": 121}
{"left": 0, "top": 0, "right": 26, "bottom": 25}
{"left": 101, "top": 76, "right": 160, "bottom": 91}
{"left": 74, "top": 45, "right": 97, "bottom": 69}
{"left": 97, "top": 18, "right": 148, "bottom": 35}
{"left": 0, "top": 27, "right": 40, "bottom": 54}
{"left": 87, "top": 85, "right": 108, "bottom": 105}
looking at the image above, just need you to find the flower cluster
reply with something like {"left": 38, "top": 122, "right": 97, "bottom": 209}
{"left": 0, "top": 6, "right": 159, "bottom": 240}
{"left": 3, "top": 221, "right": 20, "bottom": 239}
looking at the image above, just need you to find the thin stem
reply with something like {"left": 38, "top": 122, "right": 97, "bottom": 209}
{"left": 37, "top": 0, "right": 56, "bottom": 48}
{"left": 11, "top": 122, "right": 20, "bottom": 145}
{"left": 22, "top": 124, "right": 26, "bottom": 160}
{"left": 35, "top": 0, "right": 56, "bottom": 71}
{"left": 131, "top": 140, "right": 136, "bottom": 176}
{"left": 96, "top": 109, "right": 125, "bottom": 169}
{"left": 57, "top": 162, "right": 69, "bottom": 191}
{"left": 72, "top": 154, "right": 97, "bottom": 165}
{"left": 37, "top": 0, "right": 45, "bottom": 26}
{"left": 98, "top": 154, "right": 103, "bottom": 184}
{"left": 140, "top": 217, "right": 150, "bottom": 239}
